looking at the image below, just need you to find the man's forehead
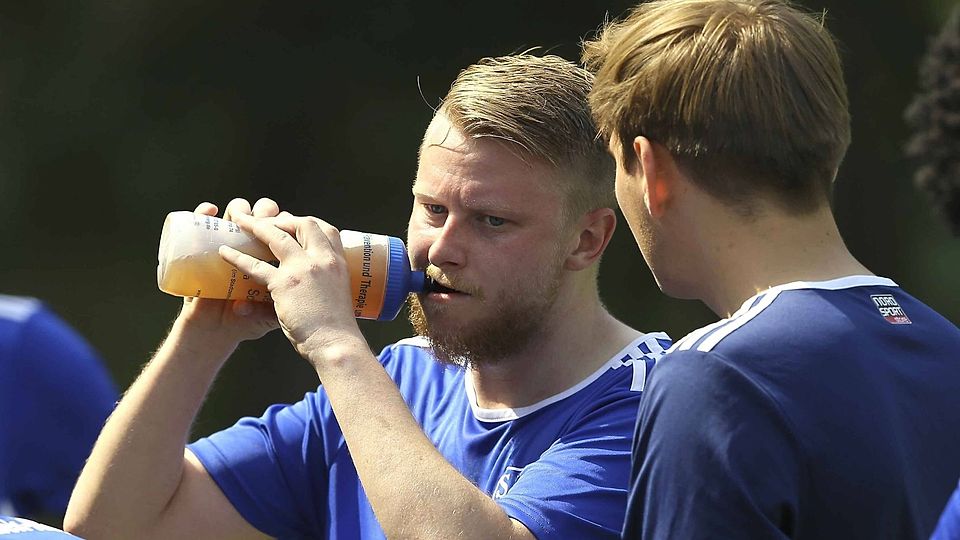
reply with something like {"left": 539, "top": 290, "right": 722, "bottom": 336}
{"left": 413, "top": 127, "right": 563, "bottom": 210}
{"left": 422, "top": 114, "right": 469, "bottom": 152}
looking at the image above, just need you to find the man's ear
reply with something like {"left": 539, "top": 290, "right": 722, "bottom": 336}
{"left": 564, "top": 207, "right": 617, "bottom": 271}
{"left": 635, "top": 136, "right": 675, "bottom": 219}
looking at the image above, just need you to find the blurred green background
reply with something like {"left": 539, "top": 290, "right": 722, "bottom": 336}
{"left": 1, "top": 0, "right": 956, "bottom": 436}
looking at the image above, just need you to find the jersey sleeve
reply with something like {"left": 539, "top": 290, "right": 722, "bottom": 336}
{"left": 494, "top": 358, "right": 654, "bottom": 539}
{"left": 623, "top": 350, "right": 802, "bottom": 539}
{"left": 189, "top": 393, "right": 336, "bottom": 538}
{"left": 187, "top": 344, "right": 404, "bottom": 538}
{"left": 6, "top": 305, "right": 118, "bottom": 516}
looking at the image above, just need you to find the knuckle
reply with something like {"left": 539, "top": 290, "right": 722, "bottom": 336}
{"left": 283, "top": 273, "right": 302, "bottom": 288}
{"left": 251, "top": 259, "right": 270, "bottom": 275}
{"left": 307, "top": 261, "right": 327, "bottom": 275}
{"left": 309, "top": 255, "right": 343, "bottom": 276}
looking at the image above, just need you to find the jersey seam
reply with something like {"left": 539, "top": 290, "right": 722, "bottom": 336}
{"left": 496, "top": 496, "right": 553, "bottom": 538}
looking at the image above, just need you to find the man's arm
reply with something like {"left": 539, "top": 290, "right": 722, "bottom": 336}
{"left": 64, "top": 200, "right": 279, "bottom": 540}
{"left": 623, "top": 351, "right": 802, "bottom": 539}
{"left": 223, "top": 213, "right": 536, "bottom": 540}
{"left": 64, "top": 318, "right": 269, "bottom": 540}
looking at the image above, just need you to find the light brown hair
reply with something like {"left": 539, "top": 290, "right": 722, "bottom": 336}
{"left": 435, "top": 54, "right": 616, "bottom": 218}
{"left": 583, "top": 0, "right": 851, "bottom": 214}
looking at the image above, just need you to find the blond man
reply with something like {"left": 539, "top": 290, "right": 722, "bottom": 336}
{"left": 65, "top": 55, "right": 670, "bottom": 539}
{"left": 584, "top": 1, "right": 960, "bottom": 538}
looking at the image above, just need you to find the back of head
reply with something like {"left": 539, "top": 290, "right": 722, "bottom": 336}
{"left": 584, "top": 0, "right": 851, "bottom": 215}
{"left": 436, "top": 54, "right": 616, "bottom": 219}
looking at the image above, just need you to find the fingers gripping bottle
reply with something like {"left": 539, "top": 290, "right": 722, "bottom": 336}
{"left": 156, "top": 211, "right": 430, "bottom": 321}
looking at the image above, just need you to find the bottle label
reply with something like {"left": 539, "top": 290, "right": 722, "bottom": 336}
{"left": 341, "top": 231, "right": 389, "bottom": 319}
{"left": 158, "top": 213, "right": 396, "bottom": 318}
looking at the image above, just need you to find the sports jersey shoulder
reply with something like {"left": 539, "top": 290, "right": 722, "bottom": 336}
{"left": 629, "top": 276, "right": 960, "bottom": 538}
{"left": 662, "top": 275, "right": 960, "bottom": 431}
{"left": 379, "top": 332, "right": 672, "bottom": 423}
{"left": 668, "top": 275, "right": 958, "bottom": 359}
{"left": 375, "top": 336, "right": 465, "bottom": 421}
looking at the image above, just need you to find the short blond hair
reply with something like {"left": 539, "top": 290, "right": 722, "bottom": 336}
{"left": 583, "top": 0, "right": 851, "bottom": 214}
{"left": 436, "top": 54, "right": 616, "bottom": 217}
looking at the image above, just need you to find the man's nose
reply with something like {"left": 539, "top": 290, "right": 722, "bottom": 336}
{"left": 427, "top": 218, "right": 467, "bottom": 269}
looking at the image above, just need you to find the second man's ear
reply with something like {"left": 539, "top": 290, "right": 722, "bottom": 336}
{"left": 635, "top": 136, "right": 675, "bottom": 218}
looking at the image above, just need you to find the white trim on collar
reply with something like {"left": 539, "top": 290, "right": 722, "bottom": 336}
{"left": 681, "top": 275, "right": 898, "bottom": 354}
{"left": 464, "top": 333, "right": 668, "bottom": 423}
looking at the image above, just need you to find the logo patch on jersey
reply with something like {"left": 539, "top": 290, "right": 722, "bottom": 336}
{"left": 871, "top": 294, "right": 912, "bottom": 324}
{"left": 492, "top": 466, "right": 524, "bottom": 500}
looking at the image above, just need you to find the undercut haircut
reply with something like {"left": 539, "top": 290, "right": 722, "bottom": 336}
{"left": 435, "top": 54, "right": 616, "bottom": 219}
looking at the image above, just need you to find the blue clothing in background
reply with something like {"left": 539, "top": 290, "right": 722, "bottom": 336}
{"left": 0, "top": 295, "right": 117, "bottom": 517}
{"left": 190, "top": 332, "right": 672, "bottom": 539}
{"left": 932, "top": 481, "right": 960, "bottom": 540}
{"left": 623, "top": 276, "right": 960, "bottom": 540}
{"left": 0, "top": 517, "right": 80, "bottom": 539}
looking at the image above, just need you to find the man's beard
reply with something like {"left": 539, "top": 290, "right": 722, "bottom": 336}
{"left": 407, "top": 263, "right": 563, "bottom": 369}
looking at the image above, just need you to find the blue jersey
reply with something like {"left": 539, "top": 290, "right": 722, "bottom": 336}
{"left": 623, "top": 276, "right": 960, "bottom": 540}
{"left": 189, "top": 332, "right": 672, "bottom": 539}
{"left": 0, "top": 296, "right": 118, "bottom": 517}
{"left": 932, "top": 481, "right": 960, "bottom": 540}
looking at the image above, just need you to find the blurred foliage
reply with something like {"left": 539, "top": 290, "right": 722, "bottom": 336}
{"left": 1, "top": 0, "right": 956, "bottom": 434}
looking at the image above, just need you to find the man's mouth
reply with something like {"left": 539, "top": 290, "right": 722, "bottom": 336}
{"left": 422, "top": 265, "right": 474, "bottom": 297}
{"left": 430, "top": 281, "right": 466, "bottom": 295}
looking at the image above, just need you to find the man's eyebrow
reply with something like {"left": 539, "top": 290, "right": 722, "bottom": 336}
{"left": 462, "top": 198, "right": 520, "bottom": 215}
{"left": 411, "top": 189, "right": 517, "bottom": 215}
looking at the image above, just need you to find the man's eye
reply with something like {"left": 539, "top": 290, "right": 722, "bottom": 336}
{"left": 485, "top": 216, "right": 506, "bottom": 227}
{"left": 425, "top": 204, "right": 446, "bottom": 214}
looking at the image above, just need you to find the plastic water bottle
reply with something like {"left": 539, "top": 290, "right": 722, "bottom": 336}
{"left": 156, "top": 211, "right": 429, "bottom": 321}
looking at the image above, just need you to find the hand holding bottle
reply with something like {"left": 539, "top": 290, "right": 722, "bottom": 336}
{"left": 173, "top": 199, "right": 281, "bottom": 347}
{"left": 158, "top": 206, "right": 429, "bottom": 321}
{"left": 219, "top": 213, "right": 368, "bottom": 364}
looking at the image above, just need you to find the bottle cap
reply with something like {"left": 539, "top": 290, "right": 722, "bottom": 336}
{"left": 380, "top": 236, "right": 420, "bottom": 321}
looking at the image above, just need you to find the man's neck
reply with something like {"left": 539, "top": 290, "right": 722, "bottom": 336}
{"left": 468, "top": 283, "right": 641, "bottom": 410}
{"left": 695, "top": 204, "right": 872, "bottom": 317}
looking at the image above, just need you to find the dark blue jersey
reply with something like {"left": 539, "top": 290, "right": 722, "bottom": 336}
{"left": 189, "top": 332, "right": 672, "bottom": 539}
{"left": 623, "top": 276, "right": 960, "bottom": 540}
